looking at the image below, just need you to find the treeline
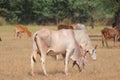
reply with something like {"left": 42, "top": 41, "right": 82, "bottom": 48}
{"left": 0, "top": 0, "right": 120, "bottom": 25}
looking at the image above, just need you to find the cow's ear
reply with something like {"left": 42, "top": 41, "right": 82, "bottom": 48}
{"left": 94, "top": 45, "right": 97, "bottom": 49}
{"left": 72, "top": 61, "right": 76, "bottom": 67}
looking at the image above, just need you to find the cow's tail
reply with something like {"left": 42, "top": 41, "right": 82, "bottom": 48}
{"left": 32, "top": 32, "right": 42, "bottom": 62}
{"left": 31, "top": 33, "right": 37, "bottom": 63}
{"left": 31, "top": 32, "right": 43, "bottom": 75}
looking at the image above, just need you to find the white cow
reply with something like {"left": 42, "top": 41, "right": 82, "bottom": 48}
{"left": 56, "top": 24, "right": 96, "bottom": 61}
{"left": 56, "top": 29, "right": 97, "bottom": 60}
{"left": 31, "top": 28, "right": 85, "bottom": 76}
{"left": 73, "top": 30, "right": 97, "bottom": 60}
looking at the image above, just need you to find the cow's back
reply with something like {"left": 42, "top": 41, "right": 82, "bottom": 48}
{"left": 15, "top": 25, "right": 27, "bottom": 32}
{"left": 36, "top": 28, "right": 51, "bottom": 46}
{"left": 50, "top": 29, "right": 76, "bottom": 53}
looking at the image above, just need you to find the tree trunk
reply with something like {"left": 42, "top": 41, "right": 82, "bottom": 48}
{"left": 113, "top": 9, "right": 120, "bottom": 41}
{"left": 112, "top": 9, "right": 120, "bottom": 28}
{"left": 90, "top": 16, "right": 94, "bottom": 29}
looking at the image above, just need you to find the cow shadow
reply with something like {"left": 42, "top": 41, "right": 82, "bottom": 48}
{"left": 48, "top": 70, "right": 64, "bottom": 75}
{"left": 28, "top": 70, "right": 64, "bottom": 76}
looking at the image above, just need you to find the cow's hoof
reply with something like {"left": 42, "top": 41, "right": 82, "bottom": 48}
{"left": 31, "top": 73, "right": 35, "bottom": 76}
{"left": 65, "top": 72, "right": 69, "bottom": 75}
{"left": 44, "top": 73, "right": 48, "bottom": 76}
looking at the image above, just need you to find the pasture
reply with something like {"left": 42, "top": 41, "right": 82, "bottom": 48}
{"left": 0, "top": 25, "right": 120, "bottom": 80}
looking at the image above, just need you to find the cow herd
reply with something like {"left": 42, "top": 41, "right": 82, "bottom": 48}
{"left": 31, "top": 28, "right": 97, "bottom": 76}
{"left": 1, "top": 24, "right": 119, "bottom": 76}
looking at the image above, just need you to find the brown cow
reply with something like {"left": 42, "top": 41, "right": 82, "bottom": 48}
{"left": 101, "top": 27, "right": 119, "bottom": 47}
{"left": 15, "top": 25, "right": 32, "bottom": 38}
{"left": 57, "top": 24, "right": 74, "bottom": 30}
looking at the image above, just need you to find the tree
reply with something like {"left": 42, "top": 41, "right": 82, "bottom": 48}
{"left": 0, "top": 0, "right": 119, "bottom": 25}
{"left": 100, "top": 0, "right": 120, "bottom": 27}
{"left": 112, "top": 0, "right": 120, "bottom": 28}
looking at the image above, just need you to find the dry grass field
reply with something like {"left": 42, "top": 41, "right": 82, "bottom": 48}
{"left": 0, "top": 25, "right": 120, "bottom": 80}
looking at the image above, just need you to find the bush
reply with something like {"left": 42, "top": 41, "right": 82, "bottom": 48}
{"left": 0, "top": 17, "right": 7, "bottom": 26}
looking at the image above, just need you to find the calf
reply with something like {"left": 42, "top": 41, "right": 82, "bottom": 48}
{"left": 31, "top": 28, "right": 85, "bottom": 76}
{"left": 15, "top": 25, "right": 32, "bottom": 38}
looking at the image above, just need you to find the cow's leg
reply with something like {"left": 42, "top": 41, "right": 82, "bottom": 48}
{"left": 40, "top": 46, "right": 48, "bottom": 76}
{"left": 102, "top": 36, "right": 105, "bottom": 47}
{"left": 105, "top": 40, "right": 108, "bottom": 47}
{"left": 15, "top": 32, "right": 19, "bottom": 39}
{"left": 16, "top": 32, "right": 21, "bottom": 38}
{"left": 113, "top": 36, "right": 118, "bottom": 47}
{"left": 65, "top": 49, "right": 74, "bottom": 75}
{"left": 51, "top": 55, "right": 59, "bottom": 60}
{"left": 31, "top": 50, "right": 37, "bottom": 76}
{"left": 113, "top": 37, "right": 116, "bottom": 47}
{"left": 105, "top": 39, "right": 108, "bottom": 47}
{"left": 19, "top": 32, "right": 22, "bottom": 38}
{"left": 41, "top": 54, "right": 48, "bottom": 76}
{"left": 35, "top": 35, "right": 48, "bottom": 76}
{"left": 62, "top": 54, "right": 66, "bottom": 58}
{"left": 18, "top": 32, "right": 22, "bottom": 38}
{"left": 55, "top": 55, "right": 59, "bottom": 60}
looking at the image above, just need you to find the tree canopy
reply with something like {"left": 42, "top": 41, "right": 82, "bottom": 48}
{"left": 0, "top": 0, "right": 120, "bottom": 25}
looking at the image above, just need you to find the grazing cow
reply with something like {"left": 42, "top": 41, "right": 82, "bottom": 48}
{"left": 14, "top": 25, "right": 32, "bottom": 38}
{"left": 57, "top": 24, "right": 74, "bottom": 30}
{"left": 101, "top": 27, "right": 119, "bottom": 47}
{"left": 57, "top": 24, "right": 96, "bottom": 60}
{"left": 31, "top": 28, "right": 85, "bottom": 76}
{"left": 56, "top": 29, "right": 97, "bottom": 60}
{"left": 73, "top": 30, "right": 97, "bottom": 60}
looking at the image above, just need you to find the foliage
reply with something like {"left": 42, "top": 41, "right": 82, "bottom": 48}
{"left": 0, "top": 17, "right": 7, "bottom": 25}
{"left": 0, "top": 0, "right": 119, "bottom": 25}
